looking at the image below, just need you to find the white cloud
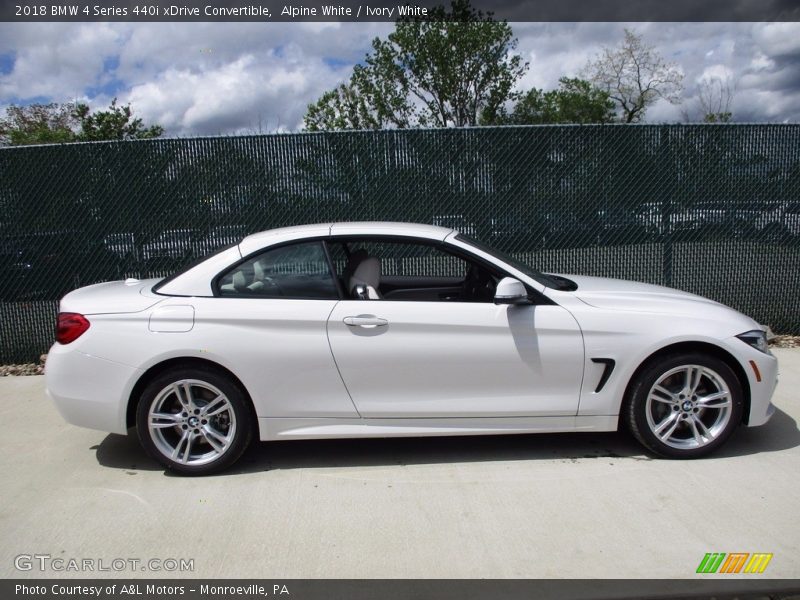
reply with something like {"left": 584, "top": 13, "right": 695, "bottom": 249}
{"left": 752, "top": 22, "right": 800, "bottom": 57}
{"left": 697, "top": 64, "right": 735, "bottom": 84}
{"left": 0, "top": 23, "right": 123, "bottom": 100}
{"left": 124, "top": 49, "right": 334, "bottom": 134}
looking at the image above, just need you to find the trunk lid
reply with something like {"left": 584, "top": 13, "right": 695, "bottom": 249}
{"left": 59, "top": 278, "right": 164, "bottom": 315}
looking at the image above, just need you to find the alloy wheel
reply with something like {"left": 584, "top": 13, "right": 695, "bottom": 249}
{"left": 644, "top": 365, "right": 733, "bottom": 450}
{"left": 147, "top": 379, "right": 237, "bottom": 466}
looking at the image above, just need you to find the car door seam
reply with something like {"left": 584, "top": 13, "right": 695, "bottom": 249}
{"left": 325, "top": 300, "right": 363, "bottom": 417}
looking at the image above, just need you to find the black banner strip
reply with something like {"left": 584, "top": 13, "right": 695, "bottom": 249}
{"left": 4, "top": 579, "right": 800, "bottom": 600}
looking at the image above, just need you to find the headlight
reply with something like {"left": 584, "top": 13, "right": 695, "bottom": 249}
{"left": 736, "top": 329, "right": 770, "bottom": 354}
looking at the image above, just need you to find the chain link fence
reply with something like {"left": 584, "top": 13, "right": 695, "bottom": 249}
{"left": 1, "top": 124, "right": 798, "bottom": 362}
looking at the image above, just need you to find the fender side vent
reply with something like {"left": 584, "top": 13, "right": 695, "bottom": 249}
{"left": 591, "top": 358, "right": 616, "bottom": 393}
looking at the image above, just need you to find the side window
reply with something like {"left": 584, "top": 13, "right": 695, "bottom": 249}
{"left": 217, "top": 241, "right": 338, "bottom": 299}
{"left": 329, "top": 238, "right": 497, "bottom": 303}
{"left": 331, "top": 240, "right": 469, "bottom": 278}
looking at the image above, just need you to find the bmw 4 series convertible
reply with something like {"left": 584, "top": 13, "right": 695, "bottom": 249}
{"left": 46, "top": 222, "right": 778, "bottom": 474}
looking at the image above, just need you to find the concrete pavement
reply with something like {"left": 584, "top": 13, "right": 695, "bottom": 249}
{"left": 0, "top": 349, "right": 798, "bottom": 579}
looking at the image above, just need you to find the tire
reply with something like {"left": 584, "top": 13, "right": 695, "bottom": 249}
{"left": 624, "top": 353, "right": 743, "bottom": 459}
{"left": 136, "top": 367, "right": 253, "bottom": 475}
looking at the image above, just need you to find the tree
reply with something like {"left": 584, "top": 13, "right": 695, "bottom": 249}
{"left": 0, "top": 103, "right": 79, "bottom": 145}
{"left": 75, "top": 98, "right": 164, "bottom": 141}
{"left": 584, "top": 29, "right": 684, "bottom": 123}
{"left": 680, "top": 75, "right": 735, "bottom": 123}
{"left": 490, "top": 77, "right": 616, "bottom": 125}
{"left": 304, "top": 0, "right": 527, "bottom": 130}
{"left": 0, "top": 99, "right": 163, "bottom": 146}
{"left": 304, "top": 74, "right": 412, "bottom": 131}
{"left": 698, "top": 76, "right": 734, "bottom": 123}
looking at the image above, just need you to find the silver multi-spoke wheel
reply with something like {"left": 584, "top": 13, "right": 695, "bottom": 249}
{"left": 645, "top": 364, "right": 733, "bottom": 450}
{"left": 147, "top": 379, "right": 237, "bottom": 467}
{"left": 626, "top": 353, "right": 743, "bottom": 458}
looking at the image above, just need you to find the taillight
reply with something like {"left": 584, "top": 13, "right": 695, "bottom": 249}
{"left": 56, "top": 312, "right": 90, "bottom": 344}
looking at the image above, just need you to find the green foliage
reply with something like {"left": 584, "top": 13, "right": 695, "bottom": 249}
{"left": 304, "top": 0, "right": 527, "bottom": 130}
{"left": 0, "top": 98, "right": 164, "bottom": 145}
{"left": 304, "top": 75, "right": 410, "bottom": 131}
{"left": 74, "top": 98, "right": 164, "bottom": 141}
{"left": 703, "top": 112, "right": 733, "bottom": 123}
{"left": 0, "top": 103, "right": 79, "bottom": 145}
{"left": 489, "top": 78, "right": 616, "bottom": 125}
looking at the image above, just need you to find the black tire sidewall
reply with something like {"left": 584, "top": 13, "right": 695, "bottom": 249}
{"left": 136, "top": 367, "right": 253, "bottom": 475}
{"left": 627, "top": 353, "right": 744, "bottom": 459}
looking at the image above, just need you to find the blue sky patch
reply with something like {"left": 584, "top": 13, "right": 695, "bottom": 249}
{"left": 85, "top": 55, "right": 126, "bottom": 99}
{"left": 323, "top": 56, "right": 352, "bottom": 69}
{"left": 0, "top": 52, "right": 15, "bottom": 76}
{"left": 103, "top": 55, "right": 120, "bottom": 72}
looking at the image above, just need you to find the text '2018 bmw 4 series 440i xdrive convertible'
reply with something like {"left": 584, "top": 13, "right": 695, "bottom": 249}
{"left": 46, "top": 222, "right": 778, "bottom": 474}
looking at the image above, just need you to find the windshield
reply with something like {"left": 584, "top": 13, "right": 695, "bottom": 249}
{"left": 454, "top": 233, "right": 576, "bottom": 291}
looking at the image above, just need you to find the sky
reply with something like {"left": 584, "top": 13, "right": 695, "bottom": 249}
{"left": 0, "top": 21, "right": 799, "bottom": 136}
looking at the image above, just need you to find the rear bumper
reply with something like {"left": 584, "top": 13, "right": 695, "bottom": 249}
{"left": 45, "top": 344, "right": 140, "bottom": 435}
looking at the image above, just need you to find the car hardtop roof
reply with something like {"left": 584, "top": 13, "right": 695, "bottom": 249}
{"left": 240, "top": 221, "right": 457, "bottom": 248}
{"left": 157, "top": 222, "right": 462, "bottom": 297}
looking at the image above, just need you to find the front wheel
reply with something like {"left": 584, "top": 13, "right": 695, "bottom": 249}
{"left": 136, "top": 368, "right": 253, "bottom": 475}
{"left": 625, "top": 354, "right": 743, "bottom": 458}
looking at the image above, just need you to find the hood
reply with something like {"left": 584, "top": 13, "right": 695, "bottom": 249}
{"left": 553, "top": 274, "right": 733, "bottom": 315}
{"left": 60, "top": 278, "right": 164, "bottom": 315}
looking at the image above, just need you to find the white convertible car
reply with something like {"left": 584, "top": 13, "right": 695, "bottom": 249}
{"left": 46, "top": 222, "right": 778, "bottom": 474}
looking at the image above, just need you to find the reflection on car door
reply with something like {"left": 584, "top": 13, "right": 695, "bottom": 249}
{"left": 326, "top": 300, "right": 584, "bottom": 417}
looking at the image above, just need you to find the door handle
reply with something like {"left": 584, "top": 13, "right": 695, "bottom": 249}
{"left": 343, "top": 315, "right": 388, "bottom": 328}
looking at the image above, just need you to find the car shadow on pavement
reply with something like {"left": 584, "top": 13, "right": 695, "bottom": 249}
{"left": 713, "top": 406, "right": 800, "bottom": 458}
{"left": 94, "top": 407, "right": 800, "bottom": 476}
{"left": 94, "top": 431, "right": 162, "bottom": 472}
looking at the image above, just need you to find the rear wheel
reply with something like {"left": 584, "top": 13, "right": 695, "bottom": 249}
{"left": 625, "top": 353, "right": 743, "bottom": 458}
{"left": 136, "top": 368, "right": 253, "bottom": 475}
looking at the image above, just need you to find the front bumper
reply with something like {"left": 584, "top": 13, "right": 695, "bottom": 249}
{"left": 729, "top": 338, "right": 779, "bottom": 427}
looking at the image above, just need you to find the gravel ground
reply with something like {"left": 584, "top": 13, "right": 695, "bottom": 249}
{"left": 0, "top": 354, "right": 46, "bottom": 377}
{"left": 772, "top": 335, "right": 800, "bottom": 348}
{"left": 2, "top": 335, "right": 798, "bottom": 376}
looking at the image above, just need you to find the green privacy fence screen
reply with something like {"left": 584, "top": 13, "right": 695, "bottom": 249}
{"left": 1, "top": 124, "right": 799, "bottom": 362}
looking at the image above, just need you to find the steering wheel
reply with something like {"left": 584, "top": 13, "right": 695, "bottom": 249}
{"left": 462, "top": 265, "right": 495, "bottom": 302}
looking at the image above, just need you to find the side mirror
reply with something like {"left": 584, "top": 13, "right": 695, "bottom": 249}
{"left": 494, "top": 277, "right": 530, "bottom": 305}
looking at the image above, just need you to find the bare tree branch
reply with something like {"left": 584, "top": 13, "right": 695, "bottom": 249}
{"left": 584, "top": 28, "right": 684, "bottom": 123}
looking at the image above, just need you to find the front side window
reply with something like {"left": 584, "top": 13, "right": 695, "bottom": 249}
{"left": 328, "top": 237, "right": 500, "bottom": 303}
{"left": 217, "top": 241, "right": 338, "bottom": 299}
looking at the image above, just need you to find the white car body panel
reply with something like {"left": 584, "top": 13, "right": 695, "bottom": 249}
{"left": 185, "top": 297, "right": 358, "bottom": 419}
{"left": 59, "top": 278, "right": 163, "bottom": 315}
{"left": 541, "top": 281, "right": 776, "bottom": 424}
{"left": 45, "top": 222, "right": 778, "bottom": 446}
{"left": 327, "top": 300, "right": 584, "bottom": 417}
{"left": 45, "top": 345, "right": 141, "bottom": 435}
{"left": 258, "top": 415, "right": 619, "bottom": 440}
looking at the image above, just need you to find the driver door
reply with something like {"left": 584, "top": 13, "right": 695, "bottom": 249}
{"left": 325, "top": 238, "right": 584, "bottom": 418}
